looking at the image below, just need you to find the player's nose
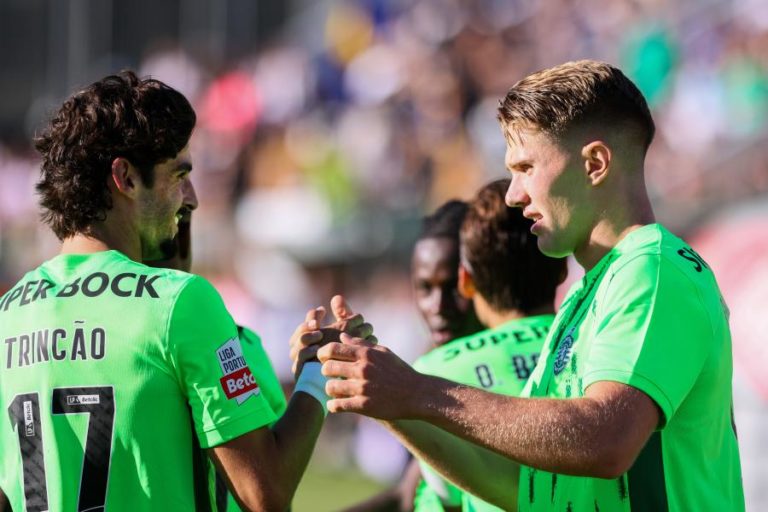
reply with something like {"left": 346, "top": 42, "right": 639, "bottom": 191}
{"left": 505, "top": 174, "right": 528, "bottom": 208}
{"left": 183, "top": 178, "right": 199, "bottom": 211}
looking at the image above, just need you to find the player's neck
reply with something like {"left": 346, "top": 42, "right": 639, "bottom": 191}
{"left": 574, "top": 194, "right": 655, "bottom": 271}
{"left": 60, "top": 223, "right": 141, "bottom": 261}
{"left": 474, "top": 295, "right": 551, "bottom": 329}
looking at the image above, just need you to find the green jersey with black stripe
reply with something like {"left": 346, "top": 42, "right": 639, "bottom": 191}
{"left": 0, "top": 250, "right": 277, "bottom": 511}
{"left": 413, "top": 315, "right": 552, "bottom": 512}
{"left": 518, "top": 224, "right": 744, "bottom": 512}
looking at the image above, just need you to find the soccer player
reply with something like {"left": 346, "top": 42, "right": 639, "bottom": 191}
{"left": 411, "top": 178, "right": 565, "bottom": 512}
{"left": 0, "top": 71, "right": 370, "bottom": 511}
{"left": 412, "top": 200, "right": 484, "bottom": 350}
{"left": 312, "top": 60, "right": 745, "bottom": 511}
{"left": 146, "top": 211, "right": 288, "bottom": 511}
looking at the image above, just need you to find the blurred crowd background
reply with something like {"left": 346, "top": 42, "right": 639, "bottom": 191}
{"left": 1, "top": 0, "right": 767, "bottom": 509}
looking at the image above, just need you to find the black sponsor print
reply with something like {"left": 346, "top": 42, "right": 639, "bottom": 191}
{"left": 618, "top": 475, "right": 628, "bottom": 501}
{"left": 0, "top": 273, "right": 161, "bottom": 313}
{"left": 595, "top": 501, "right": 600, "bottom": 511}
{"left": 529, "top": 468, "right": 536, "bottom": 503}
{"left": 564, "top": 353, "right": 579, "bottom": 397}
{"left": 443, "top": 326, "right": 548, "bottom": 362}
{"left": 551, "top": 473, "right": 558, "bottom": 502}
{"left": 677, "top": 247, "right": 709, "bottom": 273}
{"left": 566, "top": 502, "right": 574, "bottom": 512}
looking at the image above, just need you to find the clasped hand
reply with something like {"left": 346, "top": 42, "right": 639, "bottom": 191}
{"left": 290, "top": 295, "right": 423, "bottom": 420}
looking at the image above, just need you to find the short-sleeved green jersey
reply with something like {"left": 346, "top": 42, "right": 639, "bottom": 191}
{"left": 519, "top": 224, "right": 744, "bottom": 512}
{"left": 237, "top": 327, "right": 287, "bottom": 419}
{"left": 413, "top": 315, "right": 553, "bottom": 512}
{"left": 213, "top": 326, "right": 287, "bottom": 512}
{"left": 0, "top": 250, "right": 278, "bottom": 511}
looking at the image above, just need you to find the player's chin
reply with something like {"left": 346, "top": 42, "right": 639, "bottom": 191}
{"left": 431, "top": 329, "right": 454, "bottom": 346}
{"left": 157, "top": 237, "right": 179, "bottom": 260}
{"left": 536, "top": 232, "right": 568, "bottom": 259}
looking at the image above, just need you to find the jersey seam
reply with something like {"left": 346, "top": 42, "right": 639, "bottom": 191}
{"left": 163, "top": 272, "right": 198, "bottom": 392}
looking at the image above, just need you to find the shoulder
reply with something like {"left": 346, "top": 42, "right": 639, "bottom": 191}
{"left": 237, "top": 325, "right": 263, "bottom": 347}
{"left": 169, "top": 273, "right": 228, "bottom": 314}
{"left": 605, "top": 225, "right": 710, "bottom": 290}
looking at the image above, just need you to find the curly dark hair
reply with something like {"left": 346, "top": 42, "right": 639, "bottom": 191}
{"left": 35, "top": 70, "right": 196, "bottom": 239}
{"left": 461, "top": 179, "right": 566, "bottom": 313}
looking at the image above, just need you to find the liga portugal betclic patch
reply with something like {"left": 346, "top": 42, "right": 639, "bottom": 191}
{"left": 217, "top": 337, "right": 260, "bottom": 404}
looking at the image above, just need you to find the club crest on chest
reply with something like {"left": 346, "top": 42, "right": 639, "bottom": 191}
{"left": 553, "top": 327, "right": 576, "bottom": 375}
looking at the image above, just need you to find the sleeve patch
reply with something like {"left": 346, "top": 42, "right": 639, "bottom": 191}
{"left": 217, "top": 337, "right": 261, "bottom": 404}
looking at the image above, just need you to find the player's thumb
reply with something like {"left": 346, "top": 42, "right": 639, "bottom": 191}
{"left": 331, "top": 294, "right": 353, "bottom": 321}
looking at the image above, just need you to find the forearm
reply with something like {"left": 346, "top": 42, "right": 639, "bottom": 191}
{"left": 403, "top": 375, "right": 634, "bottom": 478}
{"left": 212, "top": 393, "right": 324, "bottom": 511}
{"left": 320, "top": 340, "right": 656, "bottom": 481}
{"left": 268, "top": 392, "right": 325, "bottom": 503}
{"left": 384, "top": 419, "right": 519, "bottom": 507}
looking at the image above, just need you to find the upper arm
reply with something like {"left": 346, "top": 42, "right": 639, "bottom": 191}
{"left": 583, "top": 380, "right": 660, "bottom": 476}
{"left": 584, "top": 254, "right": 712, "bottom": 426}
{"left": 168, "top": 277, "right": 276, "bottom": 448}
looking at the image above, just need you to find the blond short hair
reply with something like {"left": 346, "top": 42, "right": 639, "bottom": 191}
{"left": 497, "top": 60, "right": 655, "bottom": 149}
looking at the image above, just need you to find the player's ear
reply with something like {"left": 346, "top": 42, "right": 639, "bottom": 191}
{"left": 458, "top": 264, "right": 475, "bottom": 300}
{"left": 581, "top": 141, "right": 611, "bottom": 187}
{"left": 109, "top": 157, "right": 140, "bottom": 198}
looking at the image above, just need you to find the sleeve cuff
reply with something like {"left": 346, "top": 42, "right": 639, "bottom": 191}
{"left": 198, "top": 403, "right": 278, "bottom": 448}
{"left": 582, "top": 369, "right": 674, "bottom": 428}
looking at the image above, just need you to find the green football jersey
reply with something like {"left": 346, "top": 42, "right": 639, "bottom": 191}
{"left": 0, "top": 250, "right": 277, "bottom": 511}
{"left": 214, "top": 326, "right": 287, "bottom": 512}
{"left": 518, "top": 224, "right": 744, "bottom": 511}
{"left": 413, "top": 316, "right": 553, "bottom": 512}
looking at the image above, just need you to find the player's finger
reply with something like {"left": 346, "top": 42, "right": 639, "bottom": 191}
{"left": 318, "top": 342, "right": 361, "bottom": 363}
{"left": 298, "top": 344, "right": 320, "bottom": 363}
{"left": 337, "top": 313, "right": 364, "bottom": 332}
{"left": 293, "top": 345, "right": 320, "bottom": 377}
{"left": 327, "top": 397, "right": 365, "bottom": 414}
{"left": 331, "top": 294, "right": 354, "bottom": 321}
{"left": 289, "top": 328, "right": 321, "bottom": 363}
{"left": 305, "top": 306, "right": 326, "bottom": 330}
{"left": 322, "top": 359, "right": 359, "bottom": 380}
{"left": 299, "top": 330, "right": 324, "bottom": 347}
{"left": 325, "top": 377, "right": 361, "bottom": 398}
{"left": 290, "top": 311, "right": 320, "bottom": 344}
{"left": 340, "top": 332, "right": 376, "bottom": 348}
{"left": 348, "top": 322, "right": 374, "bottom": 339}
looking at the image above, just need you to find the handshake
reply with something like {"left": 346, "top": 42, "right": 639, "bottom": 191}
{"left": 289, "top": 295, "right": 421, "bottom": 420}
